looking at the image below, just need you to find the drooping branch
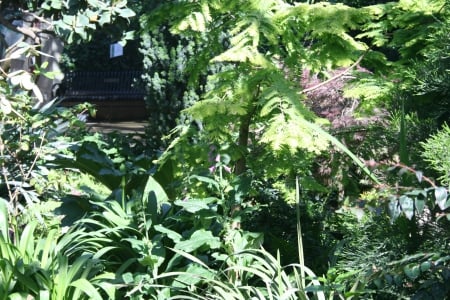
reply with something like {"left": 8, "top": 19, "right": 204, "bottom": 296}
{"left": 302, "top": 51, "right": 367, "bottom": 94}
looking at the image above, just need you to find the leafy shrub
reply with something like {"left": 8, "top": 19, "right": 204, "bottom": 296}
{"left": 0, "top": 199, "right": 116, "bottom": 299}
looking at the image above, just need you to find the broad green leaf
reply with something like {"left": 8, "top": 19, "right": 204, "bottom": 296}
{"left": 174, "top": 229, "right": 221, "bottom": 252}
{"left": 116, "top": 8, "right": 136, "bottom": 19}
{"left": 51, "top": 0, "right": 62, "bottom": 9}
{"left": 76, "top": 14, "right": 90, "bottom": 27}
{"left": 143, "top": 176, "right": 169, "bottom": 204}
{"left": 189, "top": 175, "right": 220, "bottom": 190}
{"left": 415, "top": 199, "right": 425, "bottom": 215}
{"left": 154, "top": 224, "right": 182, "bottom": 242}
{"left": 99, "top": 11, "right": 112, "bottom": 26}
{"left": 174, "top": 197, "right": 217, "bottom": 213}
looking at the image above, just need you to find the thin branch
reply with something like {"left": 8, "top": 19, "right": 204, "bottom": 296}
{"left": 23, "top": 11, "right": 53, "bottom": 27}
{"left": 25, "top": 131, "right": 46, "bottom": 180}
{"left": 390, "top": 162, "right": 437, "bottom": 188}
{"left": 302, "top": 51, "right": 367, "bottom": 94}
{"left": 0, "top": 13, "right": 40, "bottom": 43}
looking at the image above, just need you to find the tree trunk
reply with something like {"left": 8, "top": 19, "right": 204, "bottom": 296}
{"left": 235, "top": 112, "right": 252, "bottom": 175}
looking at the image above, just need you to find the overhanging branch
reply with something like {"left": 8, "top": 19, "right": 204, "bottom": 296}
{"left": 302, "top": 51, "right": 368, "bottom": 94}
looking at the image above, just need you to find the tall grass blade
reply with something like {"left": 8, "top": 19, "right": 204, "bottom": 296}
{"left": 18, "top": 221, "right": 38, "bottom": 260}
{"left": 70, "top": 278, "right": 103, "bottom": 300}
{"left": 0, "top": 198, "right": 8, "bottom": 239}
{"left": 295, "top": 177, "right": 305, "bottom": 289}
{"left": 39, "top": 228, "right": 58, "bottom": 268}
{"left": 399, "top": 96, "right": 408, "bottom": 164}
{"left": 168, "top": 247, "right": 211, "bottom": 269}
{"left": 301, "top": 119, "right": 380, "bottom": 184}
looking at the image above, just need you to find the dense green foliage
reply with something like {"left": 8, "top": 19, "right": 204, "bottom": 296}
{"left": 1, "top": 0, "right": 450, "bottom": 298}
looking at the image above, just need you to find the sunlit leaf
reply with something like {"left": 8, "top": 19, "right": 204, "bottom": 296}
{"left": 435, "top": 187, "right": 448, "bottom": 210}
{"left": 0, "top": 198, "right": 8, "bottom": 239}
{"left": 174, "top": 197, "right": 217, "bottom": 213}
{"left": 388, "top": 198, "right": 401, "bottom": 221}
{"left": 70, "top": 278, "right": 103, "bottom": 300}
{"left": 154, "top": 224, "right": 182, "bottom": 242}
{"left": 415, "top": 170, "right": 423, "bottom": 182}
{"left": 0, "top": 97, "right": 12, "bottom": 115}
{"left": 399, "top": 195, "right": 414, "bottom": 220}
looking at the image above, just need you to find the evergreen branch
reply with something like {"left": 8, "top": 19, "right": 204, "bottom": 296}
{"left": 302, "top": 51, "right": 367, "bottom": 94}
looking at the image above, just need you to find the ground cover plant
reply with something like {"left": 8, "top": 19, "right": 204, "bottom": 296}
{"left": 1, "top": 0, "right": 450, "bottom": 299}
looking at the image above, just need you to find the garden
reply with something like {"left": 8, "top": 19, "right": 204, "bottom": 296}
{"left": 1, "top": 0, "right": 450, "bottom": 299}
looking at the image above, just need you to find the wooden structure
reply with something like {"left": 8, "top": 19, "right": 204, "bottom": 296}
{"left": 57, "top": 71, "right": 148, "bottom": 121}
